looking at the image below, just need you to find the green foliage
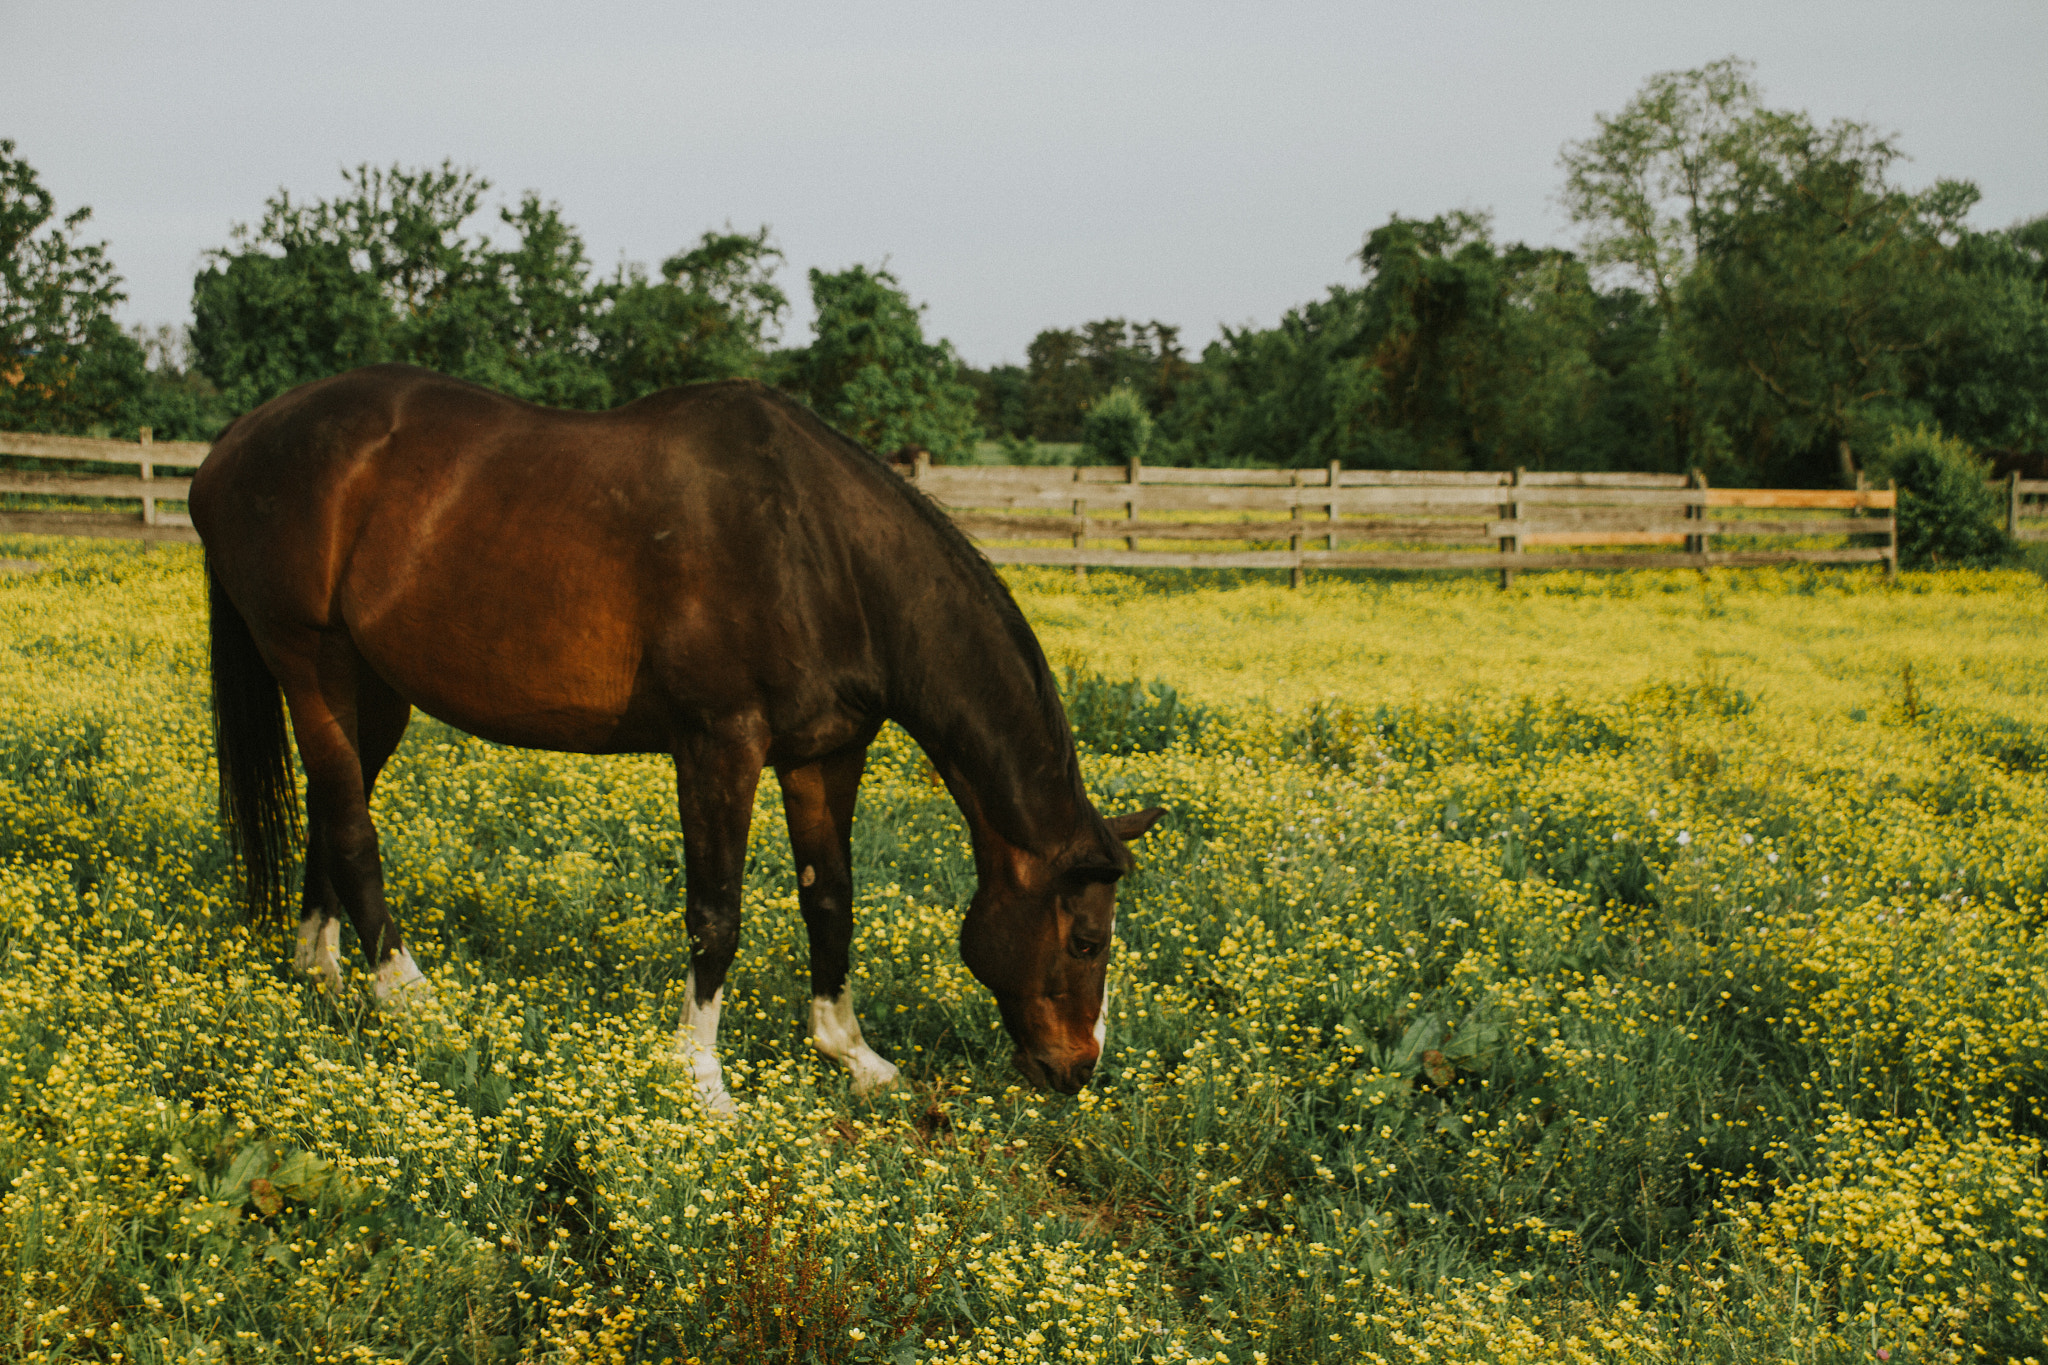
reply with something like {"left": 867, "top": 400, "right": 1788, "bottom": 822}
{"left": 789, "top": 264, "right": 980, "bottom": 462}
{"left": 1924, "top": 215, "right": 2048, "bottom": 459}
{"left": 1558, "top": 56, "right": 2046, "bottom": 487}
{"left": 0, "top": 140, "right": 148, "bottom": 436}
{"left": 1868, "top": 424, "right": 2013, "bottom": 568}
{"left": 1006, "top": 319, "right": 1191, "bottom": 444}
{"left": 590, "top": 227, "right": 787, "bottom": 401}
{"left": 191, "top": 163, "right": 611, "bottom": 412}
{"left": 189, "top": 163, "right": 788, "bottom": 419}
{"left": 1078, "top": 384, "right": 1152, "bottom": 465}
{"left": 1059, "top": 664, "right": 1207, "bottom": 754}
{"left": 1163, "top": 212, "right": 1640, "bottom": 472}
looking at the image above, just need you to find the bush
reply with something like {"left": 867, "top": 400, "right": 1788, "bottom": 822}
{"left": 1868, "top": 425, "right": 2013, "bottom": 568}
{"left": 1079, "top": 385, "right": 1152, "bottom": 466}
{"left": 1059, "top": 665, "right": 1206, "bottom": 754}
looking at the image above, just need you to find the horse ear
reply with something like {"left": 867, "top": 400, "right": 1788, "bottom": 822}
{"left": 1104, "top": 807, "right": 1166, "bottom": 842}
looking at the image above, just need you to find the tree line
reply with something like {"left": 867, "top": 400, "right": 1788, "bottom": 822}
{"left": 4, "top": 59, "right": 2043, "bottom": 487}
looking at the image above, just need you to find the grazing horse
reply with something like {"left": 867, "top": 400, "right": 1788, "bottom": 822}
{"left": 192, "top": 365, "right": 1162, "bottom": 1109}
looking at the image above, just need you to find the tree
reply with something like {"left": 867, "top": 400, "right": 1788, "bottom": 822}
{"left": 788, "top": 265, "right": 979, "bottom": 462}
{"left": 1560, "top": 58, "right": 2006, "bottom": 486}
{"left": 1080, "top": 386, "right": 1152, "bottom": 464}
{"left": 1682, "top": 129, "right": 1970, "bottom": 484}
{"left": 1161, "top": 213, "right": 1625, "bottom": 470}
{"left": 591, "top": 227, "right": 787, "bottom": 402}
{"left": 1020, "top": 319, "right": 1190, "bottom": 442}
{"left": 1921, "top": 216, "right": 2048, "bottom": 464}
{"left": 1559, "top": 57, "right": 1771, "bottom": 472}
{"left": 0, "top": 140, "right": 147, "bottom": 434}
{"left": 191, "top": 163, "right": 610, "bottom": 413}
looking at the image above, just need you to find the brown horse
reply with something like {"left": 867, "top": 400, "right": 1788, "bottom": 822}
{"left": 192, "top": 364, "right": 1162, "bottom": 1109}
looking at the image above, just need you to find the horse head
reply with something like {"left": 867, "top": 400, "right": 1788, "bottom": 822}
{"left": 959, "top": 806, "right": 1165, "bottom": 1093}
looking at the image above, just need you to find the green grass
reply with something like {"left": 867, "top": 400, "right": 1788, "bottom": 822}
{"left": 0, "top": 538, "right": 2043, "bottom": 1362}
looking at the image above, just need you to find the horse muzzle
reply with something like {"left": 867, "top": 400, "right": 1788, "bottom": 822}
{"left": 1013, "top": 1045, "right": 1099, "bottom": 1095}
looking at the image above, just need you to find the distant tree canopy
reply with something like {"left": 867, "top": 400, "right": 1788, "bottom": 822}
{"left": 0, "top": 140, "right": 149, "bottom": 435}
{"left": 189, "top": 163, "right": 790, "bottom": 416}
{"left": 5, "top": 57, "right": 2045, "bottom": 486}
{"left": 958, "top": 57, "right": 2048, "bottom": 483}
{"left": 780, "top": 265, "right": 980, "bottom": 463}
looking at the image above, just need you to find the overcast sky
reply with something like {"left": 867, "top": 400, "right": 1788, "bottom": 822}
{"left": 6, "top": 0, "right": 2043, "bottom": 368}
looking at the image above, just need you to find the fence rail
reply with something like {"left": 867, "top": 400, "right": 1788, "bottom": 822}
{"left": 0, "top": 428, "right": 203, "bottom": 544}
{"left": 904, "top": 457, "right": 1897, "bottom": 586}
{"left": 2005, "top": 472, "right": 2048, "bottom": 543}
{"left": 0, "top": 431, "right": 1954, "bottom": 584}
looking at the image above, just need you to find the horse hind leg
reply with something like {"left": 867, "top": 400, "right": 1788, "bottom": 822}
{"left": 780, "top": 747, "right": 900, "bottom": 1096}
{"left": 278, "top": 632, "right": 425, "bottom": 1006}
{"left": 295, "top": 822, "right": 346, "bottom": 994}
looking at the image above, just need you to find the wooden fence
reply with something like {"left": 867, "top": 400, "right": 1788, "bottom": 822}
{"left": 0, "top": 429, "right": 1959, "bottom": 585}
{"left": 904, "top": 458, "right": 1898, "bottom": 585}
{"left": 2003, "top": 471, "right": 2048, "bottom": 543}
{"left": 0, "top": 429, "right": 205, "bottom": 544}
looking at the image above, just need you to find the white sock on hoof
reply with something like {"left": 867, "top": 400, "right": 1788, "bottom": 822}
{"left": 295, "top": 915, "right": 344, "bottom": 995}
{"left": 673, "top": 972, "right": 735, "bottom": 1116}
{"left": 810, "top": 986, "right": 901, "bottom": 1095}
{"left": 373, "top": 948, "right": 432, "bottom": 1006}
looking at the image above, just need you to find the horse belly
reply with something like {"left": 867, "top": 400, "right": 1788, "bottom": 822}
{"left": 343, "top": 544, "right": 658, "bottom": 754}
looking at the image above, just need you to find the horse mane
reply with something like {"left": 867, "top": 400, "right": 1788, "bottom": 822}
{"left": 744, "top": 384, "right": 1079, "bottom": 783}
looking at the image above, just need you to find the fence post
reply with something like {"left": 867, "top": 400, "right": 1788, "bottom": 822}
{"left": 912, "top": 448, "right": 929, "bottom": 485}
{"left": 1072, "top": 466, "right": 1086, "bottom": 581}
{"left": 1290, "top": 468, "right": 1304, "bottom": 589}
{"left": 1686, "top": 468, "right": 1711, "bottom": 568}
{"left": 1498, "top": 467, "right": 1522, "bottom": 590}
{"left": 1885, "top": 478, "right": 1899, "bottom": 580}
{"left": 138, "top": 427, "right": 156, "bottom": 527}
{"left": 1125, "top": 455, "right": 1140, "bottom": 551}
{"left": 1327, "top": 460, "right": 1341, "bottom": 552}
{"left": 2010, "top": 470, "right": 2022, "bottom": 539}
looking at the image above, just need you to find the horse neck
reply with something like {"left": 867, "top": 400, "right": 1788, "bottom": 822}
{"left": 882, "top": 584, "right": 1091, "bottom": 867}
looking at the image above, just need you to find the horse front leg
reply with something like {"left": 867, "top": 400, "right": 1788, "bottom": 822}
{"left": 779, "top": 743, "right": 900, "bottom": 1095}
{"left": 671, "top": 724, "right": 769, "bottom": 1116}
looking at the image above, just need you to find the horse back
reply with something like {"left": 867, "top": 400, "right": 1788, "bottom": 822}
{"left": 193, "top": 365, "right": 910, "bottom": 758}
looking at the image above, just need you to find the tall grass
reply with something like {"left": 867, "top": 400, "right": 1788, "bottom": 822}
{"left": 0, "top": 539, "right": 2042, "bottom": 1362}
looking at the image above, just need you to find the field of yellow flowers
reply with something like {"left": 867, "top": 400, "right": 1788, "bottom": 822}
{"left": 0, "top": 538, "right": 2043, "bottom": 1364}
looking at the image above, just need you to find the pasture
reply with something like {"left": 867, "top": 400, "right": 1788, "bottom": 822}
{"left": 1, "top": 540, "right": 2044, "bottom": 1363}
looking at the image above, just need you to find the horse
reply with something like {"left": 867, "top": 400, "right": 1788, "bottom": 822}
{"left": 191, "top": 364, "right": 1163, "bottom": 1110}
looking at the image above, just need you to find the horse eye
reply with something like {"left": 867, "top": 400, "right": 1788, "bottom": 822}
{"left": 1070, "top": 935, "right": 1104, "bottom": 960}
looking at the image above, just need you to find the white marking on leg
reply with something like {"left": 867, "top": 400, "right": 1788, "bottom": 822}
{"left": 372, "top": 947, "right": 432, "bottom": 1006}
{"left": 673, "top": 969, "right": 735, "bottom": 1115}
{"left": 295, "top": 913, "right": 344, "bottom": 995}
{"left": 810, "top": 984, "right": 901, "bottom": 1095}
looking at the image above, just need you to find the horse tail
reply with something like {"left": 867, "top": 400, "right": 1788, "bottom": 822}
{"left": 208, "top": 558, "right": 300, "bottom": 922}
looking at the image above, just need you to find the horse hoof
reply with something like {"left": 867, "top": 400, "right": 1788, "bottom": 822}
{"left": 373, "top": 949, "right": 433, "bottom": 1009}
{"left": 848, "top": 1052, "right": 903, "bottom": 1097}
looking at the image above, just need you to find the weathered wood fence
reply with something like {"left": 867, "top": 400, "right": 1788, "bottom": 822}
{"left": 2003, "top": 472, "right": 2048, "bottom": 543}
{"left": 17, "top": 429, "right": 2044, "bottom": 583}
{"left": 904, "top": 458, "right": 1901, "bottom": 585}
{"left": 0, "top": 429, "right": 205, "bottom": 543}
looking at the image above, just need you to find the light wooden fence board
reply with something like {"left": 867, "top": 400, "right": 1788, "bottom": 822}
{"left": 0, "top": 430, "right": 1918, "bottom": 582}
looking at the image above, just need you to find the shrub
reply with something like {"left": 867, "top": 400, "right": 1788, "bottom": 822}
{"left": 1078, "top": 385, "right": 1152, "bottom": 466}
{"left": 1059, "top": 665, "right": 1206, "bottom": 754}
{"left": 1868, "top": 425, "right": 2013, "bottom": 569}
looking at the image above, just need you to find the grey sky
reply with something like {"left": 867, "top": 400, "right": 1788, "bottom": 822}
{"left": 6, "top": 0, "right": 2043, "bottom": 368}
